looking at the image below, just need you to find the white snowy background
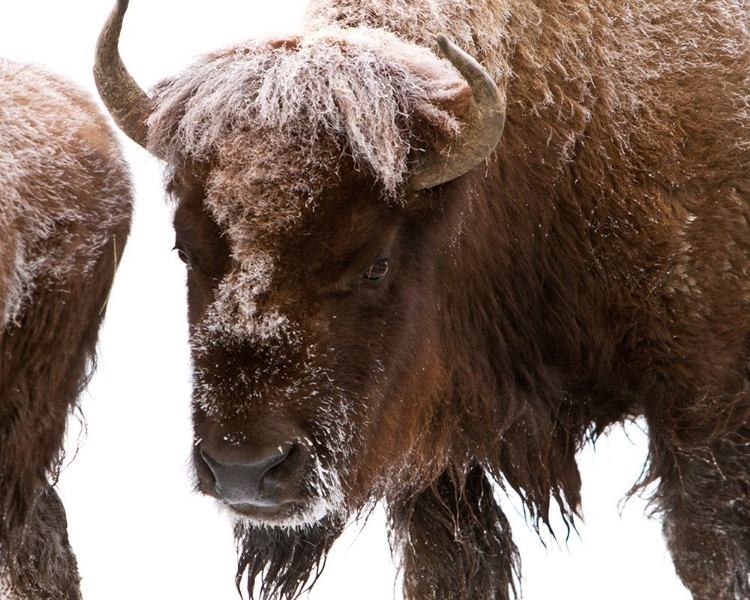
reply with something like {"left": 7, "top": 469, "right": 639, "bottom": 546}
{"left": 1, "top": 1, "right": 692, "bottom": 598}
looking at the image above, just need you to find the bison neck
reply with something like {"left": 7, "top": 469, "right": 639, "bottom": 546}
{"left": 424, "top": 126, "right": 702, "bottom": 517}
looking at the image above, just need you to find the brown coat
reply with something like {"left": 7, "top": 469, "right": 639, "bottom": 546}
{"left": 98, "top": 0, "right": 750, "bottom": 598}
{"left": 0, "top": 59, "right": 132, "bottom": 599}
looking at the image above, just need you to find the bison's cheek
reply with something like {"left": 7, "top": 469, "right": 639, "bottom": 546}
{"left": 341, "top": 320, "right": 448, "bottom": 495}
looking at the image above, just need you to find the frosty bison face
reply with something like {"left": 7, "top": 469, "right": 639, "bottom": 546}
{"left": 170, "top": 157, "right": 442, "bottom": 527}
{"left": 95, "top": 0, "right": 503, "bottom": 529}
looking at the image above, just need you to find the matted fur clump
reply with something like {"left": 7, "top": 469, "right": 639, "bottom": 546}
{"left": 147, "top": 27, "right": 467, "bottom": 196}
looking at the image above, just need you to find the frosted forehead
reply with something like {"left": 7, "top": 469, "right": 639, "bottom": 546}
{"left": 152, "top": 27, "right": 470, "bottom": 354}
{"left": 203, "top": 130, "right": 328, "bottom": 244}
{"left": 147, "top": 26, "right": 466, "bottom": 197}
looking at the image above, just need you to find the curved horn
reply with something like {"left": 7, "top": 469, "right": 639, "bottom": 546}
{"left": 409, "top": 34, "right": 506, "bottom": 191}
{"left": 94, "top": 0, "right": 152, "bottom": 150}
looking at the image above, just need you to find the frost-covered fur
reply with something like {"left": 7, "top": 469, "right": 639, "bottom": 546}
{"left": 0, "top": 59, "right": 133, "bottom": 599}
{"left": 0, "top": 63, "right": 126, "bottom": 327}
{"left": 148, "top": 28, "right": 465, "bottom": 196}
{"left": 134, "top": 0, "right": 750, "bottom": 599}
{"left": 304, "top": 0, "right": 511, "bottom": 81}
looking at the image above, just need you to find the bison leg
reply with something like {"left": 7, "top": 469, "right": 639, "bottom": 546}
{"left": 388, "top": 466, "right": 519, "bottom": 600}
{"left": 1, "top": 485, "right": 81, "bottom": 600}
{"left": 646, "top": 419, "right": 750, "bottom": 600}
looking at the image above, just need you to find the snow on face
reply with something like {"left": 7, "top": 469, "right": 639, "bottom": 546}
{"left": 226, "top": 442, "right": 347, "bottom": 529}
{"left": 192, "top": 305, "right": 353, "bottom": 526}
{"left": 186, "top": 151, "right": 354, "bottom": 516}
{"left": 203, "top": 251, "right": 289, "bottom": 344}
{"left": 149, "top": 25, "right": 473, "bottom": 373}
{"left": 150, "top": 27, "right": 468, "bottom": 521}
{"left": 185, "top": 137, "right": 317, "bottom": 403}
{"left": 151, "top": 26, "right": 468, "bottom": 389}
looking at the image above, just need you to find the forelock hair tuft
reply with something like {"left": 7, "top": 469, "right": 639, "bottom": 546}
{"left": 147, "top": 27, "right": 467, "bottom": 196}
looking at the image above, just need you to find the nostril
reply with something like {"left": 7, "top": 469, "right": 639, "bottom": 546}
{"left": 198, "top": 441, "right": 297, "bottom": 506}
{"left": 256, "top": 445, "right": 292, "bottom": 486}
{"left": 198, "top": 447, "right": 220, "bottom": 483}
{"left": 264, "top": 445, "right": 292, "bottom": 473}
{"left": 276, "top": 444, "right": 299, "bottom": 472}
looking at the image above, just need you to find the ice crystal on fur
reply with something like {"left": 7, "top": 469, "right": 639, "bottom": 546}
{"left": 202, "top": 251, "right": 290, "bottom": 344}
{"left": 0, "top": 59, "right": 130, "bottom": 327}
{"left": 148, "top": 27, "right": 466, "bottom": 196}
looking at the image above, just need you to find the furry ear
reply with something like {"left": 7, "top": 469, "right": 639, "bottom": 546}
{"left": 399, "top": 50, "right": 473, "bottom": 120}
{"left": 434, "top": 82, "right": 472, "bottom": 120}
{"left": 405, "top": 35, "right": 506, "bottom": 191}
{"left": 402, "top": 62, "right": 473, "bottom": 167}
{"left": 235, "top": 514, "right": 346, "bottom": 600}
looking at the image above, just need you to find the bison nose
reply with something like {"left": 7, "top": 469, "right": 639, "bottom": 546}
{"left": 199, "top": 442, "right": 297, "bottom": 507}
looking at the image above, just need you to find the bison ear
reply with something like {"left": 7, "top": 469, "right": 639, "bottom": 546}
{"left": 408, "top": 35, "right": 506, "bottom": 192}
{"left": 415, "top": 59, "right": 474, "bottom": 123}
{"left": 435, "top": 82, "right": 473, "bottom": 121}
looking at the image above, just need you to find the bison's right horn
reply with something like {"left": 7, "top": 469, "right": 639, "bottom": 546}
{"left": 94, "top": 0, "right": 152, "bottom": 151}
{"left": 409, "top": 34, "right": 506, "bottom": 191}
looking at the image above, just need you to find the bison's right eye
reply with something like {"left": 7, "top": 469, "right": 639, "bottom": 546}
{"left": 364, "top": 258, "right": 389, "bottom": 281}
{"left": 174, "top": 246, "right": 193, "bottom": 271}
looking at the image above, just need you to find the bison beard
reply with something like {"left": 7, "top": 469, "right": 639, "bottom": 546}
{"left": 235, "top": 514, "right": 345, "bottom": 600}
{"left": 236, "top": 468, "right": 520, "bottom": 600}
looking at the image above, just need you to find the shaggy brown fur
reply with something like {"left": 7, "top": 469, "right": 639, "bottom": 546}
{"left": 102, "top": 0, "right": 750, "bottom": 598}
{"left": 0, "top": 59, "right": 133, "bottom": 598}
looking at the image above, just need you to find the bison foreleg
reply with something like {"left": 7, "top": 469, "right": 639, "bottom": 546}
{"left": 646, "top": 417, "right": 750, "bottom": 600}
{"left": 388, "top": 465, "right": 519, "bottom": 600}
{"left": 0, "top": 485, "right": 81, "bottom": 600}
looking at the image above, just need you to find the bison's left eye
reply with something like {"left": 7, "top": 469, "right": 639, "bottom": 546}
{"left": 364, "top": 258, "right": 389, "bottom": 281}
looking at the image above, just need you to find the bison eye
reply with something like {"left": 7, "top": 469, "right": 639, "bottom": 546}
{"left": 174, "top": 246, "right": 193, "bottom": 270}
{"left": 364, "top": 258, "right": 389, "bottom": 281}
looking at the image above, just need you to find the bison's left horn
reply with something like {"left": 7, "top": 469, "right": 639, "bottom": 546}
{"left": 409, "top": 34, "right": 506, "bottom": 191}
{"left": 94, "top": 0, "right": 153, "bottom": 151}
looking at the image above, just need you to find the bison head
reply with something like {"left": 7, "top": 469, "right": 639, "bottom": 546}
{"left": 95, "top": 0, "right": 505, "bottom": 596}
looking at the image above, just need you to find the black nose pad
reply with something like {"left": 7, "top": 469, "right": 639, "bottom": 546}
{"left": 200, "top": 444, "right": 294, "bottom": 507}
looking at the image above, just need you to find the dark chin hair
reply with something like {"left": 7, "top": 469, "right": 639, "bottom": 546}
{"left": 235, "top": 513, "right": 347, "bottom": 600}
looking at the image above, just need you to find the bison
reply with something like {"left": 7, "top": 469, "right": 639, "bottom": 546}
{"left": 96, "top": 0, "right": 750, "bottom": 598}
{"left": 0, "top": 59, "right": 132, "bottom": 599}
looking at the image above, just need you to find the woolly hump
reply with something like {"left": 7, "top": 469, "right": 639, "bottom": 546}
{"left": 0, "top": 59, "right": 130, "bottom": 328}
